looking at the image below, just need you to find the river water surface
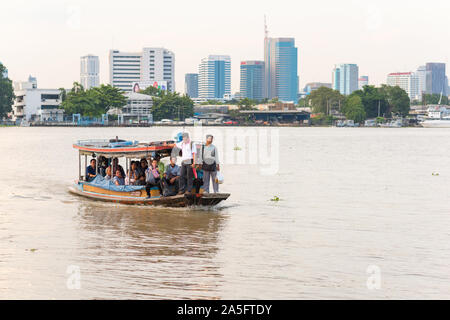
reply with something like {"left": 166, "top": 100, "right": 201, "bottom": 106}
{"left": 1, "top": 126, "right": 450, "bottom": 299}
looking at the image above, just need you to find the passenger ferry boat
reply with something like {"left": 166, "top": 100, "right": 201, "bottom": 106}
{"left": 68, "top": 138, "right": 230, "bottom": 207}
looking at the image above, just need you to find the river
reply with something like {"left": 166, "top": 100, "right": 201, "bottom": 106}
{"left": 1, "top": 126, "right": 450, "bottom": 299}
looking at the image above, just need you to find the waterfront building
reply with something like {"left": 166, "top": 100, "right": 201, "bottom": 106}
{"left": 264, "top": 36, "right": 298, "bottom": 102}
{"left": 386, "top": 72, "right": 419, "bottom": 101}
{"left": 303, "top": 82, "right": 331, "bottom": 94}
{"left": 198, "top": 55, "right": 231, "bottom": 100}
{"left": 119, "top": 91, "right": 153, "bottom": 122}
{"left": 240, "top": 60, "right": 264, "bottom": 100}
{"left": 12, "top": 76, "right": 63, "bottom": 122}
{"left": 426, "top": 63, "right": 447, "bottom": 95}
{"left": 80, "top": 55, "right": 99, "bottom": 89}
{"left": 358, "top": 76, "right": 369, "bottom": 90}
{"left": 332, "top": 64, "right": 359, "bottom": 95}
{"left": 185, "top": 73, "right": 199, "bottom": 98}
{"left": 109, "top": 47, "right": 175, "bottom": 92}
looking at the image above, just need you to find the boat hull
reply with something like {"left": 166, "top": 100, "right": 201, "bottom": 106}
{"left": 68, "top": 183, "right": 230, "bottom": 207}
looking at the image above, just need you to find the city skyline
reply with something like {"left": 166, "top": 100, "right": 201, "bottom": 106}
{"left": 1, "top": 0, "right": 449, "bottom": 94}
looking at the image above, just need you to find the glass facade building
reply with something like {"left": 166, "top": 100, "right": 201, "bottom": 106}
{"left": 426, "top": 63, "right": 447, "bottom": 95}
{"left": 198, "top": 55, "right": 231, "bottom": 99}
{"left": 184, "top": 73, "right": 199, "bottom": 98}
{"left": 332, "top": 64, "right": 359, "bottom": 95}
{"left": 264, "top": 37, "right": 298, "bottom": 102}
{"left": 240, "top": 61, "right": 264, "bottom": 100}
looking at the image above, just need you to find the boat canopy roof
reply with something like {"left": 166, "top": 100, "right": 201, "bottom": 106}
{"left": 73, "top": 139, "right": 175, "bottom": 159}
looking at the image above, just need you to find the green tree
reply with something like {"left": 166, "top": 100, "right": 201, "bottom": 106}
{"left": 422, "top": 93, "right": 449, "bottom": 105}
{"left": 91, "top": 84, "right": 126, "bottom": 114}
{"left": 139, "top": 85, "right": 164, "bottom": 97}
{"left": 349, "top": 85, "right": 388, "bottom": 118}
{"left": 307, "top": 87, "right": 344, "bottom": 114}
{"left": 61, "top": 82, "right": 126, "bottom": 117}
{"left": 151, "top": 91, "right": 194, "bottom": 121}
{"left": 238, "top": 98, "right": 257, "bottom": 110}
{"left": 342, "top": 95, "right": 366, "bottom": 123}
{"left": 0, "top": 63, "right": 15, "bottom": 119}
{"left": 380, "top": 85, "right": 410, "bottom": 117}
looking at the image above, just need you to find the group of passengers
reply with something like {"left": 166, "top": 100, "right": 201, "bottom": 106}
{"left": 85, "top": 132, "right": 220, "bottom": 198}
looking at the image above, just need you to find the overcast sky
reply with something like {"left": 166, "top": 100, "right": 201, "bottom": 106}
{"left": 1, "top": 0, "right": 449, "bottom": 93}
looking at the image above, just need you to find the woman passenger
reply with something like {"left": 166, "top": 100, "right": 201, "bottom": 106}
{"left": 113, "top": 169, "right": 125, "bottom": 186}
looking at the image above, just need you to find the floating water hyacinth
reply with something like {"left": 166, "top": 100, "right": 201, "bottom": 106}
{"left": 432, "top": 172, "right": 440, "bottom": 176}
{"left": 234, "top": 146, "right": 242, "bottom": 151}
{"left": 270, "top": 196, "right": 280, "bottom": 202}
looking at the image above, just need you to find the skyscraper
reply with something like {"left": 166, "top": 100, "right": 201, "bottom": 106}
{"left": 80, "top": 55, "right": 99, "bottom": 89}
{"left": 332, "top": 64, "right": 359, "bottom": 95}
{"left": 185, "top": 73, "right": 199, "bottom": 98}
{"left": 416, "top": 65, "right": 429, "bottom": 100}
{"left": 426, "top": 63, "right": 447, "bottom": 95}
{"left": 264, "top": 37, "right": 298, "bottom": 102}
{"left": 358, "top": 76, "right": 369, "bottom": 90}
{"left": 240, "top": 60, "right": 264, "bottom": 100}
{"left": 198, "top": 55, "right": 231, "bottom": 100}
{"left": 386, "top": 72, "right": 419, "bottom": 101}
{"left": 264, "top": 19, "right": 298, "bottom": 102}
{"left": 109, "top": 47, "right": 175, "bottom": 92}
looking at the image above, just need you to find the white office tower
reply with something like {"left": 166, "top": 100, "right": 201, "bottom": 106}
{"left": 198, "top": 55, "right": 231, "bottom": 99}
{"left": 386, "top": 72, "right": 419, "bottom": 101}
{"left": 140, "top": 48, "right": 175, "bottom": 92}
{"left": 109, "top": 50, "right": 142, "bottom": 92}
{"left": 80, "top": 55, "right": 99, "bottom": 89}
{"left": 109, "top": 48, "right": 175, "bottom": 92}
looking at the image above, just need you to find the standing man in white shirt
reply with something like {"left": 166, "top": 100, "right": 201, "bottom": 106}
{"left": 175, "top": 132, "right": 197, "bottom": 195}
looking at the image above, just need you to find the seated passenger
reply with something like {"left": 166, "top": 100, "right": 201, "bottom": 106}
{"left": 86, "top": 159, "right": 97, "bottom": 182}
{"left": 105, "top": 166, "right": 112, "bottom": 180}
{"left": 113, "top": 169, "right": 125, "bottom": 186}
{"left": 98, "top": 156, "right": 108, "bottom": 177}
{"left": 145, "top": 159, "right": 163, "bottom": 198}
{"left": 126, "top": 161, "right": 139, "bottom": 186}
{"left": 137, "top": 158, "right": 148, "bottom": 185}
{"left": 112, "top": 158, "right": 125, "bottom": 178}
{"left": 163, "top": 157, "right": 180, "bottom": 194}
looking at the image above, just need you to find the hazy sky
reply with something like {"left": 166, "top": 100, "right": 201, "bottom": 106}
{"left": 1, "top": 0, "right": 449, "bottom": 93}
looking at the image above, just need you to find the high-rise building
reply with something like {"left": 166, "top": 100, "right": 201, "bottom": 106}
{"left": 80, "top": 55, "right": 99, "bottom": 89}
{"left": 386, "top": 72, "right": 419, "bottom": 101}
{"left": 332, "top": 64, "right": 359, "bottom": 95}
{"left": 109, "top": 47, "right": 175, "bottom": 92}
{"left": 416, "top": 65, "right": 429, "bottom": 100}
{"left": 426, "top": 63, "right": 447, "bottom": 95}
{"left": 109, "top": 50, "right": 142, "bottom": 92}
{"left": 240, "top": 60, "right": 264, "bottom": 100}
{"left": 358, "top": 76, "right": 369, "bottom": 90}
{"left": 198, "top": 55, "right": 231, "bottom": 100}
{"left": 184, "top": 73, "right": 199, "bottom": 98}
{"left": 141, "top": 47, "right": 175, "bottom": 92}
{"left": 264, "top": 35, "right": 298, "bottom": 102}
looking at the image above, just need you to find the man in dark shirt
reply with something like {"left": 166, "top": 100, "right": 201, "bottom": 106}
{"left": 86, "top": 159, "right": 97, "bottom": 182}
